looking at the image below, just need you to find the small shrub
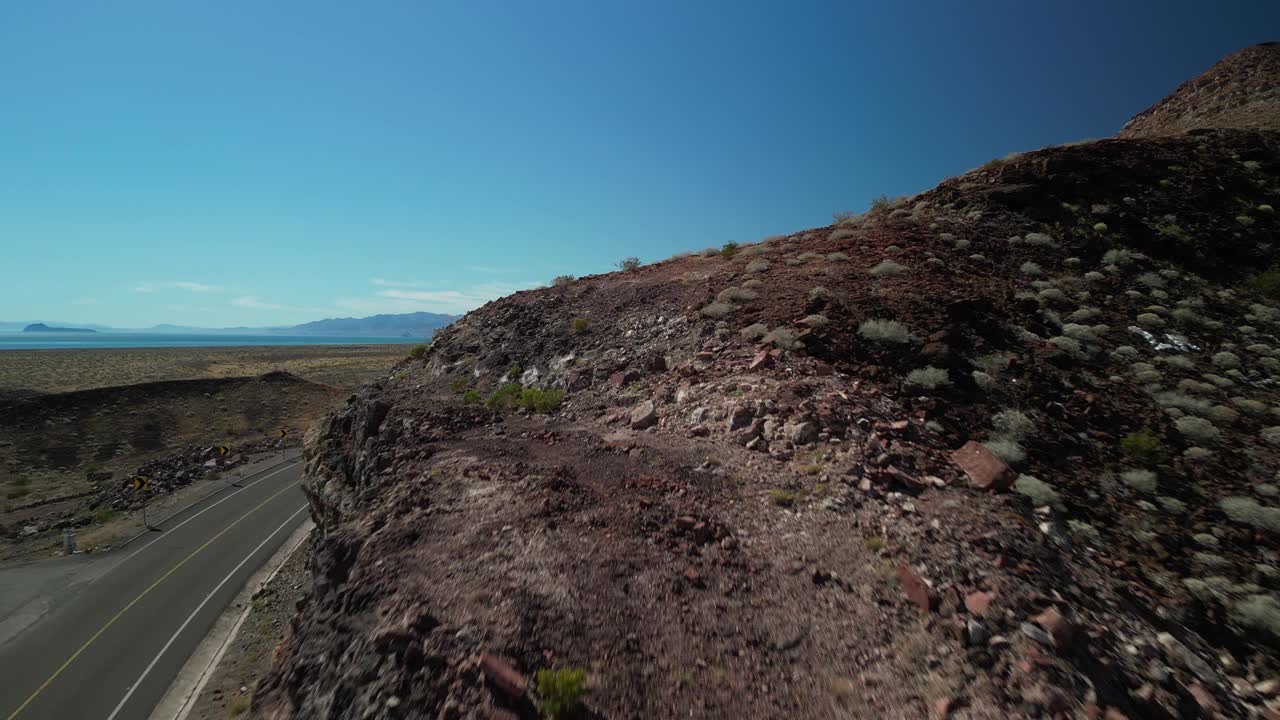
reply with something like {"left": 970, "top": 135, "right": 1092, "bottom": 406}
{"left": 1023, "top": 232, "right": 1057, "bottom": 247}
{"left": 1221, "top": 496, "right": 1280, "bottom": 533}
{"left": 91, "top": 508, "right": 115, "bottom": 524}
{"left": 1120, "top": 469, "right": 1157, "bottom": 494}
{"left": 700, "top": 302, "right": 735, "bottom": 318}
{"left": 904, "top": 366, "right": 950, "bottom": 389}
{"left": 739, "top": 323, "right": 768, "bottom": 341}
{"left": 517, "top": 388, "right": 565, "bottom": 413}
{"left": 1249, "top": 266, "right": 1280, "bottom": 299}
{"left": 834, "top": 210, "right": 858, "bottom": 224}
{"left": 858, "top": 319, "right": 910, "bottom": 344}
{"left": 720, "top": 242, "right": 740, "bottom": 258}
{"left": 552, "top": 275, "right": 575, "bottom": 287}
{"left": 1020, "top": 261, "right": 1042, "bottom": 276}
{"left": 1102, "top": 249, "right": 1133, "bottom": 266}
{"left": 826, "top": 252, "right": 849, "bottom": 262}
{"left": 409, "top": 344, "right": 428, "bottom": 359}
{"left": 1014, "top": 475, "right": 1061, "bottom": 508}
{"left": 869, "top": 260, "right": 908, "bottom": 277}
{"left": 1092, "top": 222, "right": 1108, "bottom": 232}
{"left": 536, "top": 667, "right": 588, "bottom": 720}
{"left": 984, "top": 439, "right": 1026, "bottom": 465}
{"left": 716, "top": 287, "right": 757, "bottom": 303}
{"left": 462, "top": 390, "right": 481, "bottom": 404}
{"left": 763, "top": 328, "right": 799, "bottom": 349}
{"left": 1212, "top": 351, "right": 1241, "bottom": 369}
{"left": 745, "top": 259, "right": 770, "bottom": 273}
{"left": 800, "top": 314, "right": 829, "bottom": 328}
{"left": 829, "top": 228, "right": 857, "bottom": 242}
{"left": 485, "top": 383, "right": 523, "bottom": 411}
{"left": 506, "top": 364, "right": 523, "bottom": 379}
{"left": 992, "top": 409, "right": 1034, "bottom": 439}
{"left": 1121, "top": 428, "right": 1165, "bottom": 464}
{"left": 227, "top": 696, "right": 251, "bottom": 717}
{"left": 616, "top": 257, "right": 641, "bottom": 271}
{"left": 1175, "top": 416, "right": 1221, "bottom": 443}
{"left": 769, "top": 489, "right": 799, "bottom": 507}
{"left": 864, "top": 536, "right": 885, "bottom": 551}
{"left": 869, "top": 194, "right": 891, "bottom": 212}
{"left": 450, "top": 376, "right": 471, "bottom": 392}
{"left": 1230, "top": 595, "right": 1280, "bottom": 640}
{"left": 809, "top": 287, "right": 830, "bottom": 301}
{"left": 1048, "top": 336, "right": 1083, "bottom": 357}
{"left": 571, "top": 318, "right": 590, "bottom": 334}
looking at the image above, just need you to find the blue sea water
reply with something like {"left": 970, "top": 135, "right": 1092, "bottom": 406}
{"left": 0, "top": 332, "right": 422, "bottom": 350}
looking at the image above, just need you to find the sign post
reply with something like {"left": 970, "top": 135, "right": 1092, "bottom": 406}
{"left": 279, "top": 429, "right": 289, "bottom": 462}
{"left": 132, "top": 475, "right": 150, "bottom": 529}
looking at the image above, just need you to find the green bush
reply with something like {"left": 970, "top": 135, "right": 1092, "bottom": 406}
{"left": 1120, "top": 427, "right": 1165, "bottom": 465}
{"left": 571, "top": 318, "right": 589, "bottom": 334}
{"left": 768, "top": 489, "right": 799, "bottom": 507}
{"left": 462, "top": 390, "right": 481, "bottom": 404}
{"left": 616, "top": 257, "right": 640, "bottom": 271}
{"left": 409, "top": 344, "right": 428, "bottom": 359}
{"left": 536, "top": 667, "right": 587, "bottom": 720}
{"left": 506, "top": 364, "right": 523, "bottom": 379}
{"left": 1248, "top": 266, "right": 1280, "bottom": 301}
{"left": 517, "top": 388, "right": 565, "bottom": 414}
{"left": 720, "top": 241, "right": 739, "bottom": 258}
{"left": 450, "top": 376, "right": 471, "bottom": 392}
{"left": 485, "top": 383, "right": 523, "bottom": 411}
{"left": 91, "top": 508, "right": 115, "bottom": 524}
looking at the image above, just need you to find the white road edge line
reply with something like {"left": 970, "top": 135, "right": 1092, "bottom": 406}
{"left": 117, "top": 461, "right": 300, "bottom": 567}
{"left": 105, "top": 504, "right": 308, "bottom": 720}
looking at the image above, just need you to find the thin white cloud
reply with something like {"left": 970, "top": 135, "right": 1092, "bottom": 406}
{"left": 369, "top": 277, "right": 424, "bottom": 288}
{"left": 335, "top": 281, "right": 538, "bottom": 316}
{"left": 171, "top": 281, "right": 222, "bottom": 292}
{"left": 135, "top": 280, "right": 227, "bottom": 293}
{"left": 231, "top": 296, "right": 282, "bottom": 310}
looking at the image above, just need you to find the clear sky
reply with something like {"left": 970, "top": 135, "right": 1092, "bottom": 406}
{"left": 2, "top": 1, "right": 1276, "bottom": 327}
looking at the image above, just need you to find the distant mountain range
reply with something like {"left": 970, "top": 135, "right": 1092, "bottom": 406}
{"left": 1, "top": 311, "right": 458, "bottom": 338}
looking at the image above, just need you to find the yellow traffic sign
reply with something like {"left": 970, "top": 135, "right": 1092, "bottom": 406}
{"left": 278, "top": 429, "right": 289, "bottom": 439}
{"left": 132, "top": 476, "right": 150, "bottom": 491}
{"left": 218, "top": 445, "right": 231, "bottom": 457}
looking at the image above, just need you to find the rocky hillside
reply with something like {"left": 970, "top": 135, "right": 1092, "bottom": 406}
{"left": 257, "top": 47, "right": 1280, "bottom": 719}
{"left": 1121, "top": 42, "right": 1280, "bottom": 138}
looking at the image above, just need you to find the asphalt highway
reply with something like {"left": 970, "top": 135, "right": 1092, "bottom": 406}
{"left": 0, "top": 459, "right": 307, "bottom": 720}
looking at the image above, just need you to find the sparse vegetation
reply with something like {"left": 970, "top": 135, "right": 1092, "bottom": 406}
{"left": 571, "top": 318, "right": 590, "bottom": 334}
{"left": 869, "top": 260, "right": 907, "bottom": 277}
{"left": 226, "top": 695, "right": 251, "bottom": 717}
{"left": 769, "top": 488, "right": 799, "bottom": 507}
{"left": 992, "top": 409, "right": 1034, "bottom": 439}
{"left": 1120, "top": 469, "right": 1157, "bottom": 494}
{"left": 462, "top": 389, "right": 481, "bottom": 404}
{"left": 745, "top": 259, "right": 770, "bottom": 273}
{"left": 984, "top": 439, "right": 1026, "bottom": 465}
{"left": 536, "top": 667, "right": 588, "bottom": 720}
{"left": 1248, "top": 266, "right": 1280, "bottom": 301}
{"left": 720, "top": 242, "right": 740, "bottom": 258}
{"left": 1175, "top": 416, "right": 1221, "bottom": 443}
{"left": 904, "top": 366, "right": 949, "bottom": 389}
{"left": 800, "top": 314, "right": 829, "bottom": 328}
{"left": 739, "top": 323, "right": 768, "bottom": 341}
{"left": 1020, "top": 261, "right": 1042, "bottom": 276}
{"left": 701, "top": 302, "right": 735, "bottom": 318}
{"left": 409, "top": 344, "right": 428, "bottom": 359}
{"left": 616, "top": 257, "right": 641, "bottom": 271}
{"left": 869, "top": 194, "right": 891, "bottom": 212}
{"left": 716, "top": 287, "right": 757, "bottom": 303}
{"left": 809, "top": 287, "right": 830, "bottom": 301}
{"left": 763, "top": 328, "right": 799, "bottom": 349}
{"left": 1014, "top": 474, "right": 1061, "bottom": 508}
{"left": 552, "top": 275, "right": 575, "bottom": 287}
{"left": 826, "top": 252, "right": 849, "bottom": 262}
{"left": 858, "top": 319, "right": 910, "bottom": 344}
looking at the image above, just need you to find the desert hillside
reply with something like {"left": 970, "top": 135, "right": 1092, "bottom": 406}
{"left": 257, "top": 46, "right": 1280, "bottom": 719}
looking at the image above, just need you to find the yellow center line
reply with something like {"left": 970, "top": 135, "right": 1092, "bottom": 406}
{"left": 6, "top": 478, "right": 303, "bottom": 720}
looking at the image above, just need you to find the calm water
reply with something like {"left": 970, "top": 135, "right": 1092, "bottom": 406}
{"left": 0, "top": 332, "right": 422, "bottom": 350}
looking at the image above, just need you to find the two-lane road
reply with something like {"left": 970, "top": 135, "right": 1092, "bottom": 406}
{"left": 0, "top": 460, "right": 308, "bottom": 720}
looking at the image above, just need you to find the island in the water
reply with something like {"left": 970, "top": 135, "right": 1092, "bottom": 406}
{"left": 22, "top": 323, "right": 98, "bottom": 333}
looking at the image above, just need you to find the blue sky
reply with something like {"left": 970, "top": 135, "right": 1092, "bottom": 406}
{"left": 2, "top": 1, "right": 1276, "bottom": 327}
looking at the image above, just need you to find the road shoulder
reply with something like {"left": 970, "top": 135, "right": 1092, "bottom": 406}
{"left": 153, "top": 519, "right": 313, "bottom": 720}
